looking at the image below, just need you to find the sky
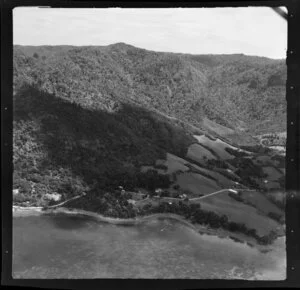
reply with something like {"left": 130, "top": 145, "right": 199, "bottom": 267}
{"left": 13, "top": 7, "right": 287, "bottom": 59}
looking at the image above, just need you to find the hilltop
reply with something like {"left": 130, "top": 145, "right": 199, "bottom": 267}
{"left": 13, "top": 43, "right": 286, "bottom": 242}
{"left": 14, "top": 43, "right": 286, "bottom": 139}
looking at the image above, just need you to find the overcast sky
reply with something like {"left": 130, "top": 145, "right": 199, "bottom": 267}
{"left": 13, "top": 7, "right": 287, "bottom": 59}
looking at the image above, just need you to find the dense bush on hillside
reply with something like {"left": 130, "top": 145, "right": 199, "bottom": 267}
{"left": 66, "top": 190, "right": 137, "bottom": 218}
{"left": 13, "top": 43, "right": 286, "bottom": 206}
{"left": 14, "top": 43, "right": 286, "bottom": 138}
{"left": 136, "top": 170, "right": 171, "bottom": 191}
{"left": 205, "top": 159, "right": 229, "bottom": 169}
{"left": 230, "top": 157, "right": 267, "bottom": 179}
{"left": 13, "top": 84, "right": 192, "bottom": 204}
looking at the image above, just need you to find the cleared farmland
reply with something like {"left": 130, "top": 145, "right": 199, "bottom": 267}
{"left": 156, "top": 153, "right": 190, "bottom": 174}
{"left": 263, "top": 166, "right": 283, "bottom": 181}
{"left": 175, "top": 172, "right": 220, "bottom": 196}
{"left": 240, "top": 190, "right": 283, "bottom": 216}
{"left": 193, "top": 135, "right": 240, "bottom": 159}
{"left": 186, "top": 143, "right": 217, "bottom": 163}
{"left": 198, "top": 193, "right": 282, "bottom": 236}
{"left": 187, "top": 163, "right": 236, "bottom": 188}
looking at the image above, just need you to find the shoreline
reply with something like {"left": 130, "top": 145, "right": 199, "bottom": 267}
{"left": 13, "top": 205, "right": 200, "bottom": 230}
{"left": 12, "top": 205, "right": 279, "bottom": 251}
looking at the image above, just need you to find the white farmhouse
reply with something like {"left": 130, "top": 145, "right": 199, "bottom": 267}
{"left": 155, "top": 188, "right": 162, "bottom": 194}
{"left": 13, "top": 189, "right": 20, "bottom": 196}
{"left": 228, "top": 189, "right": 238, "bottom": 195}
{"left": 45, "top": 193, "right": 62, "bottom": 201}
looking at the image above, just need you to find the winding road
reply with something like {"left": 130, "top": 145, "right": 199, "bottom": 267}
{"left": 190, "top": 189, "right": 239, "bottom": 201}
{"left": 135, "top": 188, "right": 256, "bottom": 205}
{"left": 44, "top": 187, "right": 257, "bottom": 209}
{"left": 45, "top": 194, "right": 85, "bottom": 209}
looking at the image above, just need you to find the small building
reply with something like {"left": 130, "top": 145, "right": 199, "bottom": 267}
{"left": 128, "top": 199, "right": 136, "bottom": 205}
{"left": 228, "top": 189, "right": 238, "bottom": 195}
{"left": 13, "top": 189, "right": 20, "bottom": 196}
{"left": 155, "top": 188, "right": 162, "bottom": 195}
{"left": 45, "top": 193, "right": 62, "bottom": 201}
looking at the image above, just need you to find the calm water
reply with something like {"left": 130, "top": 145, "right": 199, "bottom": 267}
{"left": 13, "top": 214, "right": 286, "bottom": 279}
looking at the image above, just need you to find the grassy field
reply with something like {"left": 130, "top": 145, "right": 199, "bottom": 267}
{"left": 266, "top": 191, "right": 286, "bottom": 203}
{"left": 187, "top": 164, "right": 236, "bottom": 188}
{"left": 265, "top": 181, "right": 281, "bottom": 190}
{"left": 156, "top": 153, "right": 190, "bottom": 174}
{"left": 201, "top": 117, "right": 235, "bottom": 137}
{"left": 186, "top": 143, "right": 217, "bottom": 164}
{"left": 240, "top": 190, "right": 283, "bottom": 216}
{"left": 262, "top": 166, "right": 283, "bottom": 181}
{"left": 175, "top": 172, "right": 220, "bottom": 196}
{"left": 192, "top": 135, "right": 237, "bottom": 159}
{"left": 197, "top": 193, "right": 282, "bottom": 236}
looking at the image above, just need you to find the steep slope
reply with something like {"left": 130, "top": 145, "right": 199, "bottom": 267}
{"left": 14, "top": 43, "right": 286, "bottom": 139}
{"left": 13, "top": 43, "right": 286, "bottom": 206}
{"left": 13, "top": 84, "right": 195, "bottom": 204}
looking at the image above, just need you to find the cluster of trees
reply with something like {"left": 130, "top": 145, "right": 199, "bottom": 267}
{"left": 228, "top": 157, "right": 267, "bottom": 189}
{"left": 66, "top": 190, "right": 137, "bottom": 218}
{"left": 256, "top": 230, "right": 278, "bottom": 245}
{"left": 267, "top": 212, "right": 284, "bottom": 224}
{"left": 260, "top": 134, "right": 286, "bottom": 147}
{"left": 225, "top": 147, "right": 248, "bottom": 158}
{"left": 240, "top": 145, "right": 272, "bottom": 154}
{"left": 136, "top": 170, "right": 171, "bottom": 191}
{"left": 277, "top": 176, "right": 285, "bottom": 189}
{"left": 271, "top": 154, "right": 285, "bottom": 168}
{"left": 153, "top": 164, "right": 168, "bottom": 170}
{"left": 206, "top": 158, "right": 229, "bottom": 169}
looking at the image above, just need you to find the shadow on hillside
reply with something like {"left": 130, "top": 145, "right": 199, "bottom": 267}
{"left": 13, "top": 84, "right": 193, "bottom": 194}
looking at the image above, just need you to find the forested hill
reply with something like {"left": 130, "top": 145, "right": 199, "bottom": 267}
{"left": 13, "top": 43, "right": 286, "bottom": 205}
{"left": 14, "top": 43, "right": 286, "bottom": 138}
